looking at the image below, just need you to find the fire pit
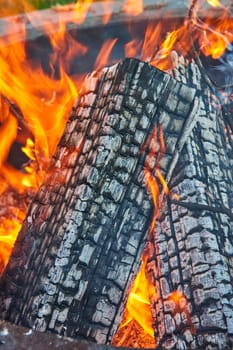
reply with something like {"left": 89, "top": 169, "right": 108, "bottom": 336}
{"left": 0, "top": 1, "right": 233, "bottom": 349}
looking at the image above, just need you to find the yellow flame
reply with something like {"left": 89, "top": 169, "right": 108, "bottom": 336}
{"left": 118, "top": 257, "right": 155, "bottom": 338}
{"left": 21, "top": 138, "right": 36, "bottom": 161}
{"left": 207, "top": 0, "right": 222, "bottom": 7}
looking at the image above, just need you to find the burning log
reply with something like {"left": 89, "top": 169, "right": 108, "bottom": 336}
{"left": 0, "top": 54, "right": 233, "bottom": 350}
{"left": 0, "top": 57, "right": 199, "bottom": 345}
{"left": 146, "top": 55, "right": 233, "bottom": 349}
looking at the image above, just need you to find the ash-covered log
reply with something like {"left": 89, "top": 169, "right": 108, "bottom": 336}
{"left": 147, "top": 55, "right": 233, "bottom": 350}
{"left": 0, "top": 58, "right": 199, "bottom": 344}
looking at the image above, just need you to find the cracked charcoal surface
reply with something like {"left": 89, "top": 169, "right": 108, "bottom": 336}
{"left": 0, "top": 58, "right": 198, "bottom": 345}
{"left": 146, "top": 57, "right": 233, "bottom": 350}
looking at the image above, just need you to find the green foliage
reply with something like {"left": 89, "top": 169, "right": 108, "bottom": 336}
{"left": 29, "top": 0, "right": 74, "bottom": 10}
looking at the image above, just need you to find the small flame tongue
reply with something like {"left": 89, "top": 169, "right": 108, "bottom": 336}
{"left": 122, "top": 0, "right": 143, "bottom": 16}
{"left": 122, "top": 257, "right": 155, "bottom": 338}
{"left": 112, "top": 256, "right": 156, "bottom": 348}
{"left": 207, "top": 0, "right": 223, "bottom": 6}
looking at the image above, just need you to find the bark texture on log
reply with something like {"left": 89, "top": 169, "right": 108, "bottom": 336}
{"left": 146, "top": 56, "right": 233, "bottom": 349}
{"left": 0, "top": 58, "right": 198, "bottom": 344}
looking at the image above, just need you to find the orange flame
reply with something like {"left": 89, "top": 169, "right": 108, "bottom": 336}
{"left": 142, "top": 22, "right": 162, "bottom": 62}
{"left": 123, "top": 0, "right": 143, "bottom": 16}
{"left": 143, "top": 126, "right": 169, "bottom": 236}
{"left": 0, "top": 0, "right": 132, "bottom": 275}
{"left": 94, "top": 38, "right": 118, "bottom": 71}
{"left": 0, "top": 20, "right": 78, "bottom": 269}
{"left": 168, "top": 290, "right": 187, "bottom": 306}
{"left": 168, "top": 290, "right": 196, "bottom": 333}
{"left": 74, "top": 0, "right": 94, "bottom": 24}
{"left": 141, "top": 1, "right": 233, "bottom": 69}
{"left": 121, "top": 257, "right": 155, "bottom": 338}
{"left": 125, "top": 38, "right": 142, "bottom": 58}
{"left": 0, "top": 113, "right": 17, "bottom": 170}
{"left": 0, "top": 211, "right": 25, "bottom": 272}
{"left": 0, "top": 1, "right": 91, "bottom": 273}
{"left": 144, "top": 169, "right": 160, "bottom": 234}
{"left": 148, "top": 24, "right": 189, "bottom": 71}
{"left": 112, "top": 256, "right": 156, "bottom": 348}
{"left": 0, "top": 0, "right": 35, "bottom": 17}
{"left": 196, "top": 10, "right": 233, "bottom": 59}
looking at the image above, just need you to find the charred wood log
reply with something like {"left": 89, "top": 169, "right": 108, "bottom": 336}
{"left": 146, "top": 55, "right": 233, "bottom": 349}
{"left": 0, "top": 58, "right": 198, "bottom": 344}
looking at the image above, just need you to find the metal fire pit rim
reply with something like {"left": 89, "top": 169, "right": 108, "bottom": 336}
{"left": 0, "top": 0, "right": 226, "bottom": 46}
